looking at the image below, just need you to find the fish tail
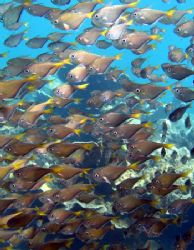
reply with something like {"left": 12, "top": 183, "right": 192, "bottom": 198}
{"left": 150, "top": 199, "right": 160, "bottom": 208}
{"left": 74, "top": 129, "right": 81, "bottom": 136}
{"left": 181, "top": 169, "right": 192, "bottom": 177}
{"left": 179, "top": 185, "right": 188, "bottom": 193}
{"left": 23, "top": 0, "right": 32, "bottom": 7}
{"left": 1, "top": 51, "right": 9, "bottom": 57}
{"left": 127, "top": 19, "right": 133, "bottom": 26}
{"left": 17, "top": 100, "right": 25, "bottom": 106}
{"left": 151, "top": 155, "right": 161, "bottom": 162}
{"left": 82, "top": 184, "right": 96, "bottom": 191}
{"left": 73, "top": 98, "right": 82, "bottom": 103}
{"left": 151, "top": 44, "right": 157, "bottom": 50}
{"left": 42, "top": 175, "right": 54, "bottom": 183}
{"left": 166, "top": 9, "right": 176, "bottom": 17}
{"left": 14, "top": 132, "right": 25, "bottom": 140}
{"left": 12, "top": 159, "right": 27, "bottom": 170}
{"left": 74, "top": 211, "right": 83, "bottom": 216}
{"left": 82, "top": 168, "right": 92, "bottom": 175}
{"left": 65, "top": 238, "right": 74, "bottom": 249}
{"left": 130, "top": 113, "right": 142, "bottom": 119}
{"left": 111, "top": 216, "right": 120, "bottom": 223}
{"left": 87, "top": 11, "right": 95, "bottom": 18}
{"left": 44, "top": 107, "right": 54, "bottom": 114}
{"left": 127, "top": 0, "right": 140, "bottom": 8}
{"left": 76, "top": 83, "right": 89, "bottom": 90}
{"left": 45, "top": 97, "right": 54, "bottom": 105}
{"left": 143, "top": 122, "right": 153, "bottom": 129}
{"left": 166, "top": 85, "right": 172, "bottom": 90}
{"left": 96, "top": 0, "right": 104, "bottom": 3}
{"left": 164, "top": 143, "right": 174, "bottom": 149}
{"left": 26, "top": 75, "right": 38, "bottom": 81}
{"left": 129, "top": 162, "right": 139, "bottom": 170}
{"left": 186, "top": 8, "right": 193, "bottom": 14}
{"left": 100, "top": 30, "right": 108, "bottom": 36}
{"left": 4, "top": 245, "right": 13, "bottom": 250}
{"left": 114, "top": 53, "right": 122, "bottom": 60}
{"left": 82, "top": 143, "right": 95, "bottom": 151}
{"left": 55, "top": 58, "right": 71, "bottom": 67}
{"left": 150, "top": 34, "right": 163, "bottom": 41}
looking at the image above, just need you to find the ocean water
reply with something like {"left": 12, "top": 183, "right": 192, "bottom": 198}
{"left": 0, "top": 0, "right": 194, "bottom": 249}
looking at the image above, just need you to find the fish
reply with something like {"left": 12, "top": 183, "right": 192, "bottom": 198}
{"left": 161, "top": 63, "right": 194, "bottom": 80}
{"left": 104, "top": 20, "right": 133, "bottom": 41}
{"left": 26, "top": 37, "right": 48, "bottom": 49}
{"left": 76, "top": 27, "right": 102, "bottom": 45}
{"left": 168, "top": 46, "right": 188, "bottom": 63}
{"left": 151, "top": 169, "right": 191, "bottom": 188}
{"left": 0, "top": 75, "right": 38, "bottom": 100}
{"left": 95, "top": 40, "right": 112, "bottom": 49}
{"left": 92, "top": 163, "right": 138, "bottom": 183}
{"left": 174, "top": 21, "right": 194, "bottom": 37}
{"left": 26, "top": 4, "right": 52, "bottom": 17}
{"left": 18, "top": 99, "right": 54, "bottom": 127}
{"left": 113, "top": 194, "right": 156, "bottom": 213}
{"left": 55, "top": 83, "right": 88, "bottom": 98}
{"left": 47, "top": 142, "right": 96, "bottom": 157}
{"left": 109, "top": 122, "right": 152, "bottom": 140}
{"left": 185, "top": 115, "right": 191, "bottom": 128}
{"left": 128, "top": 140, "right": 174, "bottom": 156}
{"left": 91, "top": 1, "right": 139, "bottom": 27}
{"left": 97, "top": 112, "right": 141, "bottom": 127}
{"left": 53, "top": 11, "right": 94, "bottom": 30}
{"left": 4, "top": 31, "right": 27, "bottom": 47}
{"left": 88, "top": 54, "right": 122, "bottom": 74}
{"left": 51, "top": 0, "right": 71, "bottom": 5}
{"left": 67, "top": 65, "right": 89, "bottom": 82}
{"left": 168, "top": 104, "right": 191, "bottom": 122}
{"left": 77, "top": 225, "right": 114, "bottom": 242}
{"left": 172, "top": 87, "right": 194, "bottom": 102}
{"left": 132, "top": 8, "right": 175, "bottom": 25}
{"left": 69, "top": 50, "right": 100, "bottom": 65}
{"left": 22, "top": 59, "right": 71, "bottom": 78}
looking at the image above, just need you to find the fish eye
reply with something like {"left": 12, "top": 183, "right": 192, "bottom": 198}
{"left": 175, "top": 89, "right": 180, "bottom": 93}
{"left": 41, "top": 227, "right": 46, "bottom": 232}
{"left": 94, "top": 173, "right": 100, "bottom": 178}
{"left": 6, "top": 146, "right": 12, "bottom": 152}
{"left": 49, "top": 146, "right": 54, "bottom": 151}
{"left": 48, "top": 128, "right": 54, "bottom": 134}
{"left": 95, "top": 14, "right": 99, "bottom": 18}
{"left": 69, "top": 74, "right": 73, "bottom": 78}
{"left": 70, "top": 54, "right": 75, "bottom": 59}
{"left": 54, "top": 20, "right": 59, "bottom": 24}
{"left": 130, "top": 145, "right": 135, "bottom": 149}
{"left": 133, "top": 12, "right": 137, "bottom": 16}
{"left": 11, "top": 183, "right": 16, "bottom": 188}
{"left": 122, "top": 39, "right": 126, "bottom": 43}
{"left": 54, "top": 193, "right": 60, "bottom": 199}
{"left": 167, "top": 67, "right": 171, "bottom": 72}
{"left": 188, "top": 47, "right": 193, "bottom": 52}
{"left": 135, "top": 88, "right": 141, "bottom": 93}
{"left": 99, "top": 117, "right": 104, "bottom": 122}
{"left": 113, "top": 131, "right": 118, "bottom": 135}
{"left": 24, "top": 69, "right": 30, "bottom": 73}
{"left": 176, "top": 28, "right": 180, "bottom": 32}
{"left": 15, "top": 172, "right": 21, "bottom": 177}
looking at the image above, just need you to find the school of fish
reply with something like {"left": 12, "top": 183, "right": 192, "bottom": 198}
{"left": 0, "top": 0, "right": 194, "bottom": 249}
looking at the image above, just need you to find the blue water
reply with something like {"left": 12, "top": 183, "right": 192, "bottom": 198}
{"left": 0, "top": 0, "right": 194, "bottom": 249}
